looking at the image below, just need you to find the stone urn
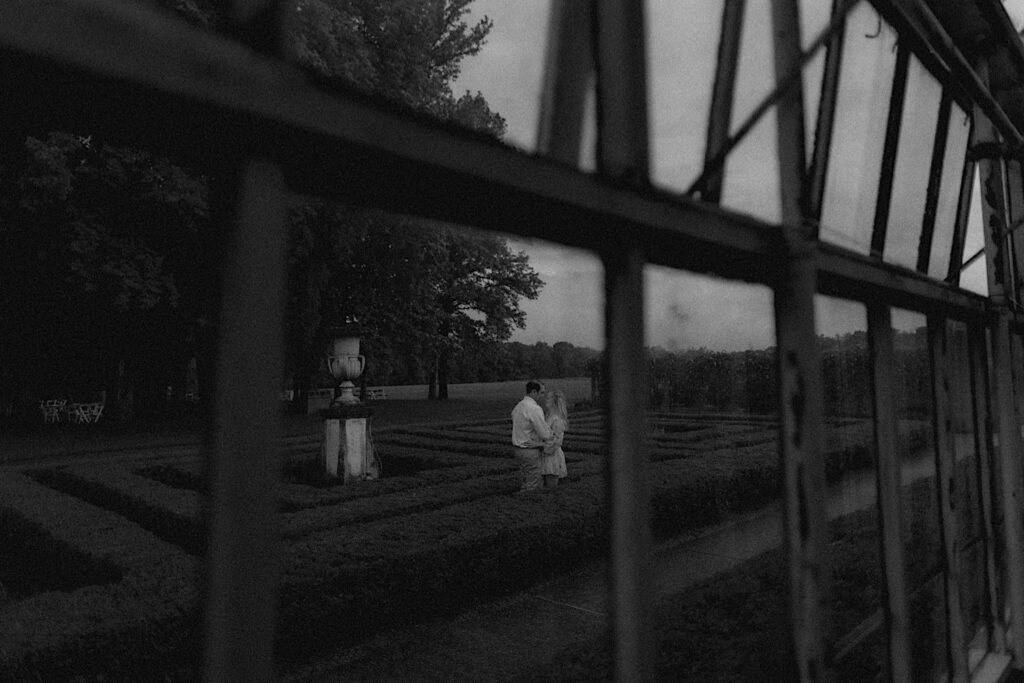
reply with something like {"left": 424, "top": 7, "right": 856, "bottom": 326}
{"left": 324, "top": 324, "right": 365, "bottom": 405}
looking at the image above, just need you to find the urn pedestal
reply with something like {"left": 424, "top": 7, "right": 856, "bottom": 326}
{"left": 320, "top": 403, "right": 378, "bottom": 481}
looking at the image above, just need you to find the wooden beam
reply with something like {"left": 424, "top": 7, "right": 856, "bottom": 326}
{"left": 868, "top": 304, "right": 912, "bottom": 682}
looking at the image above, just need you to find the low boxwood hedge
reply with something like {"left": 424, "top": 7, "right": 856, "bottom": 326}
{"left": 2, "top": 411, "right": 889, "bottom": 679}
{"left": 0, "top": 472, "right": 199, "bottom": 681}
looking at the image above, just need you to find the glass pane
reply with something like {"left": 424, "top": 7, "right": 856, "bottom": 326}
{"left": 721, "top": 113, "right": 782, "bottom": 223}
{"left": 648, "top": 0, "right": 721, "bottom": 192}
{"left": 564, "top": 268, "right": 789, "bottom": 679}
{"left": 893, "top": 309, "right": 948, "bottom": 681}
{"left": 720, "top": 1, "right": 781, "bottom": 223}
{"left": 816, "top": 296, "right": 886, "bottom": 680}
{"left": 928, "top": 103, "right": 971, "bottom": 280}
{"left": 820, "top": 4, "right": 898, "bottom": 254}
{"left": 277, "top": 208, "right": 611, "bottom": 678}
{"left": 960, "top": 169, "right": 990, "bottom": 295}
{"left": 884, "top": 57, "right": 943, "bottom": 269}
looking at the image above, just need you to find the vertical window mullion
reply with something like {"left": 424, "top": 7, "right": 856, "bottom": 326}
{"left": 867, "top": 304, "right": 912, "bottom": 682}
{"left": 702, "top": 0, "right": 746, "bottom": 204}
{"left": 1002, "top": 160, "right": 1024, "bottom": 309}
{"left": 771, "top": 2, "right": 829, "bottom": 679}
{"left": 947, "top": 157, "right": 976, "bottom": 285}
{"left": 967, "top": 323, "right": 1006, "bottom": 651}
{"left": 203, "top": 4, "right": 291, "bottom": 682}
{"left": 806, "top": 0, "right": 846, "bottom": 229}
{"left": 537, "top": 0, "right": 594, "bottom": 166}
{"left": 927, "top": 316, "right": 969, "bottom": 679}
{"left": 603, "top": 245, "right": 651, "bottom": 683}
{"left": 202, "top": 158, "right": 288, "bottom": 683}
{"left": 593, "top": 2, "right": 651, "bottom": 680}
{"left": 987, "top": 316, "right": 1024, "bottom": 662}
{"left": 593, "top": 0, "right": 649, "bottom": 184}
{"left": 917, "top": 93, "right": 953, "bottom": 274}
{"left": 973, "top": 72, "right": 1024, "bottom": 660}
{"left": 870, "top": 44, "right": 911, "bottom": 257}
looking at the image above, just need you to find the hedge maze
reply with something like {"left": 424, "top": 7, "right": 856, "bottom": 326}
{"left": 0, "top": 410, "right": 885, "bottom": 679}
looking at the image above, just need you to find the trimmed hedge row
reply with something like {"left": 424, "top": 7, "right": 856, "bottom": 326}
{"left": 281, "top": 473, "right": 522, "bottom": 538}
{"left": 33, "top": 464, "right": 204, "bottom": 555}
{"left": 272, "top": 445, "right": 790, "bottom": 666}
{"left": 542, "top": 503, "right": 890, "bottom": 681}
{"left": 3, "top": 411, "right": 882, "bottom": 679}
{"left": 0, "top": 472, "right": 199, "bottom": 681}
{"left": 279, "top": 448, "right": 518, "bottom": 511}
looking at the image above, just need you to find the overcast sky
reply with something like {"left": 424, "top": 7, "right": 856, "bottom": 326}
{"left": 453, "top": 0, "right": 1010, "bottom": 350}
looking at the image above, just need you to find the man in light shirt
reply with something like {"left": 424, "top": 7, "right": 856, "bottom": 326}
{"left": 511, "top": 380, "right": 552, "bottom": 492}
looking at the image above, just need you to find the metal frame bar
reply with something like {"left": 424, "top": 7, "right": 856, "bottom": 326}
{"left": 770, "top": 4, "right": 831, "bottom": 678}
{"left": 1004, "top": 160, "right": 1024, "bottom": 308}
{"left": 537, "top": 0, "right": 593, "bottom": 166}
{"left": 868, "top": 303, "right": 912, "bottom": 682}
{"left": 917, "top": 93, "right": 954, "bottom": 273}
{"left": 968, "top": 322, "right": 1007, "bottom": 654}
{"left": 591, "top": 2, "right": 652, "bottom": 679}
{"left": 702, "top": 0, "right": 746, "bottom": 204}
{"left": 928, "top": 316, "right": 970, "bottom": 681}
{"left": 948, "top": 158, "right": 978, "bottom": 285}
{"left": 593, "top": 0, "right": 649, "bottom": 184}
{"left": 806, "top": 0, "right": 849, "bottom": 228}
{"left": 202, "top": 158, "right": 287, "bottom": 683}
{"left": 870, "top": 42, "right": 911, "bottom": 257}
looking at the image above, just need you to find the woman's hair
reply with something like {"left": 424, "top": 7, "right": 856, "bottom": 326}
{"left": 544, "top": 389, "right": 569, "bottom": 427}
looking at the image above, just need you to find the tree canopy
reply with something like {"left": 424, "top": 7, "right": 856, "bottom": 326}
{"left": 0, "top": 0, "right": 539, "bottom": 419}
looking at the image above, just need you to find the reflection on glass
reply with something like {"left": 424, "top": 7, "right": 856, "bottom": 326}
{"left": 815, "top": 296, "right": 885, "bottom": 680}
{"left": 820, "top": 4, "right": 898, "bottom": 254}
{"left": 893, "top": 309, "right": 948, "bottom": 681}
{"left": 648, "top": 0, "right": 721, "bottom": 191}
{"left": 929, "top": 104, "right": 971, "bottom": 280}
{"left": 960, "top": 169, "right": 990, "bottom": 295}
{"left": 884, "top": 57, "right": 942, "bottom": 269}
{"left": 637, "top": 268, "right": 795, "bottom": 679}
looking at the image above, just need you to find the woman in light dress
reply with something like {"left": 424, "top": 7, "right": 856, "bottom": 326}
{"left": 540, "top": 389, "right": 569, "bottom": 487}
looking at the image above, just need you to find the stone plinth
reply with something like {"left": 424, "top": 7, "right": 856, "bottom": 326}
{"left": 320, "top": 404, "right": 378, "bottom": 482}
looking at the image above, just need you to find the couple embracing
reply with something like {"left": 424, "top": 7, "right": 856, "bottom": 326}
{"left": 511, "top": 380, "right": 569, "bottom": 492}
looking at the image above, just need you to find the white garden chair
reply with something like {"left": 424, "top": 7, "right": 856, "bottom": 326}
{"left": 39, "top": 399, "right": 66, "bottom": 423}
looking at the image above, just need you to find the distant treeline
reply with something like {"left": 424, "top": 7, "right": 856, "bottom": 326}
{"left": 590, "top": 328, "right": 933, "bottom": 417}
{"left": 360, "top": 340, "right": 601, "bottom": 386}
